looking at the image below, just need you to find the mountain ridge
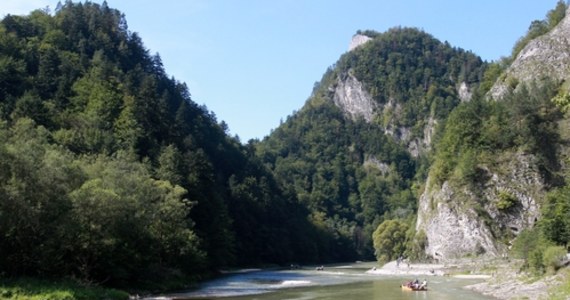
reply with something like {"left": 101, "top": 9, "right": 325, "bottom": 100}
{"left": 257, "top": 26, "right": 486, "bottom": 261}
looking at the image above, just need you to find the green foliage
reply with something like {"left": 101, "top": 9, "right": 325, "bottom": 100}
{"left": 479, "top": 59, "right": 508, "bottom": 93}
{"left": 540, "top": 186, "right": 570, "bottom": 247}
{"left": 0, "top": 119, "right": 208, "bottom": 285}
{"left": 528, "top": 247, "right": 547, "bottom": 275}
{"left": 511, "top": 228, "right": 543, "bottom": 261}
{"left": 543, "top": 245, "right": 567, "bottom": 273}
{"left": 0, "top": 1, "right": 320, "bottom": 289}
{"left": 552, "top": 92, "right": 570, "bottom": 113}
{"left": 372, "top": 219, "right": 409, "bottom": 264}
{"left": 431, "top": 80, "right": 561, "bottom": 186}
{"left": 511, "top": 227, "right": 557, "bottom": 275}
{"left": 3, "top": 0, "right": 569, "bottom": 293}
{"left": 496, "top": 191, "right": 518, "bottom": 211}
{"left": 339, "top": 27, "right": 485, "bottom": 131}
{"left": 430, "top": 98, "right": 485, "bottom": 185}
{"left": 405, "top": 228, "right": 428, "bottom": 261}
{"left": 0, "top": 278, "right": 129, "bottom": 300}
{"left": 548, "top": 269, "right": 570, "bottom": 300}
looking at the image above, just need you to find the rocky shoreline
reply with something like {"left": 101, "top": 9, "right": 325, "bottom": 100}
{"left": 368, "top": 259, "right": 568, "bottom": 300}
{"left": 464, "top": 276, "right": 553, "bottom": 300}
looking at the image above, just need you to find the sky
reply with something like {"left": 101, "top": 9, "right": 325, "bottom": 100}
{"left": 0, "top": 1, "right": 563, "bottom": 141}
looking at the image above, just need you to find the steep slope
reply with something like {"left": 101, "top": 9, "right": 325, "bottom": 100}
{"left": 336, "top": 29, "right": 485, "bottom": 156}
{"left": 418, "top": 151, "right": 545, "bottom": 259}
{"left": 0, "top": 2, "right": 320, "bottom": 287}
{"left": 417, "top": 4, "right": 570, "bottom": 260}
{"left": 257, "top": 28, "right": 485, "bottom": 260}
{"left": 490, "top": 6, "right": 570, "bottom": 100}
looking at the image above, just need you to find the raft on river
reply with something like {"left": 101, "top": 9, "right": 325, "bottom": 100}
{"left": 402, "top": 284, "right": 427, "bottom": 292}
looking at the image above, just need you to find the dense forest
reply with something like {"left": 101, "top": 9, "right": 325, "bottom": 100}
{"left": 1, "top": 0, "right": 569, "bottom": 294}
{"left": 0, "top": 1, "right": 332, "bottom": 288}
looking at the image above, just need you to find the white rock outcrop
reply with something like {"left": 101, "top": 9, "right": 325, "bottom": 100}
{"left": 458, "top": 82, "right": 472, "bottom": 102}
{"left": 417, "top": 182, "right": 499, "bottom": 259}
{"left": 363, "top": 155, "right": 391, "bottom": 176}
{"left": 489, "top": 7, "right": 570, "bottom": 99}
{"left": 349, "top": 34, "right": 372, "bottom": 51}
{"left": 333, "top": 73, "right": 376, "bottom": 122}
{"left": 417, "top": 153, "right": 543, "bottom": 260}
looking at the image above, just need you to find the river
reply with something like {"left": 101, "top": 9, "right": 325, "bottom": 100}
{"left": 146, "top": 262, "right": 494, "bottom": 300}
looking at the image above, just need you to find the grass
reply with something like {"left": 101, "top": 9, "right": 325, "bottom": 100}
{"left": 548, "top": 268, "right": 570, "bottom": 300}
{"left": 0, "top": 278, "right": 129, "bottom": 300}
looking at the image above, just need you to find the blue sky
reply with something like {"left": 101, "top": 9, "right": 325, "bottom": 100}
{"left": 0, "top": 1, "right": 562, "bottom": 141}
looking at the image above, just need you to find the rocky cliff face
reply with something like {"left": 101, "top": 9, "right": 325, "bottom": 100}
{"left": 489, "top": 7, "right": 570, "bottom": 99}
{"left": 349, "top": 34, "right": 372, "bottom": 51}
{"left": 329, "top": 30, "right": 484, "bottom": 162}
{"left": 416, "top": 7, "right": 570, "bottom": 261}
{"left": 333, "top": 73, "right": 376, "bottom": 122}
{"left": 331, "top": 70, "right": 437, "bottom": 157}
{"left": 417, "top": 153, "right": 544, "bottom": 260}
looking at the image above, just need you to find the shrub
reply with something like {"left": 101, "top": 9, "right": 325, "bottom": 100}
{"left": 543, "top": 245, "right": 567, "bottom": 273}
{"left": 529, "top": 248, "right": 546, "bottom": 274}
{"left": 373, "top": 219, "right": 409, "bottom": 264}
{"left": 496, "top": 191, "right": 518, "bottom": 211}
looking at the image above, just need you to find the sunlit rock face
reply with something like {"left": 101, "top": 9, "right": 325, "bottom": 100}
{"left": 333, "top": 73, "right": 376, "bottom": 122}
{"left": 489, "top": 7, "right": 570, "bottom": 100}
{"left": 416, "top": 153, "right": 543, "bottom": 260}
{"left": 348, "top": 34, "right": 372, "bottom": 51}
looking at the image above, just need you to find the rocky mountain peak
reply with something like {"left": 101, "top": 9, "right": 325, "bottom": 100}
{"left": 349, "top": 33, "right": 372, "bottom": 51}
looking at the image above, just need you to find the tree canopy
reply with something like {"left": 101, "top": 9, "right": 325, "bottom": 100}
{"left": 0, "top": 1, "right": 321, "bottom": 288}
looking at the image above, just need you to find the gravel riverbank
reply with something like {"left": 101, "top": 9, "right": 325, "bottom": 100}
{"left": 368, "top": 258, "right": 569, "bottom": 300}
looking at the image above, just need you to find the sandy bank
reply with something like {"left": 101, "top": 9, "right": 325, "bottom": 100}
{"left": 463, "top": 264, "right": 568, "bottom": 300}
{"left": 452, "top": 274, "right": 491, "bottom": 279}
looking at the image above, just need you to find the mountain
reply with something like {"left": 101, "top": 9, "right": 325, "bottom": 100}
{"left": 0, "top": 2, "right": 324, "bottom": 287}
{"left": 256, "top": 27, "right": 485, "bottom": 260}
{"left": 258, "top": 2, "right": 570, "bottom": 265}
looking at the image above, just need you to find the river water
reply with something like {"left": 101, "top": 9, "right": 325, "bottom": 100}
{"left": 147, "top": 262, "right": 494, "bottom": 300}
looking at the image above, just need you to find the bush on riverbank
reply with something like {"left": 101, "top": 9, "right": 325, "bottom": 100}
{"left": 0, "top": 278, "right": 129, "bottom": 300}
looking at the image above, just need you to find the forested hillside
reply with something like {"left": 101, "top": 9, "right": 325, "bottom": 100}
{"left": 256, "top": 27, "right": 486, "bottom": 261}
{"left": 0, "top": 1, "right": 326, "bottom": 288}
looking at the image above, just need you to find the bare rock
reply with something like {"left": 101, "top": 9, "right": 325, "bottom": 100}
{"left": 333, "top": 73, "right": 376, "bottom": 122}
{"left": 417, "top": 153, "right": 543, "bottom": 260}
{"left": 489, "top": 7, "right": 570, "bottom": 99}
{"left": 349, "top": 34, "right": 372, "bottom": 51}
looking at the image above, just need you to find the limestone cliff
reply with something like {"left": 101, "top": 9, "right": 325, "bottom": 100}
{"left": 349, "top": 34, "right": 372, "bottom": 51}
{"left": 489, "top": 6, "right": 570, "bottom": 99}
{"left": 417, "top": 153, "right": 543, "bottom": 260}
{"left": 416, "top": 5, "right": 570, "bottom": 261}
{"left": 333, "top": 72, "right": 376, "bottom": 122}
{"left": 331, "top": 70, "right": 437, "bottom": 157}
